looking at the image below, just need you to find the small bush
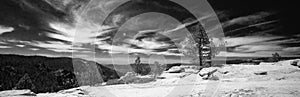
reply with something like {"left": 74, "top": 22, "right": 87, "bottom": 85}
{"left": 268, "top": 52, "right": 281, "bottom": 62}
{"left": 131, "top": 56, "right": 151, "bottom": 75}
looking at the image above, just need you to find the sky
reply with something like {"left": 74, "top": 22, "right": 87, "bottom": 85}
{"left": 0, "top": 0, "right": 299, "bottom": 64}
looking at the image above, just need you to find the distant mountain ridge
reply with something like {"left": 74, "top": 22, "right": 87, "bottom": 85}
{"left": 0, "top": 54, "right": 122, "bottom": 93}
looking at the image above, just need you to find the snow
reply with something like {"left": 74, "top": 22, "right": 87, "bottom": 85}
{"left": 3, "top": 59, "right": 300, "bottom": 97}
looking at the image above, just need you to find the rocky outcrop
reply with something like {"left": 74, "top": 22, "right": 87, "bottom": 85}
{"left": 119, "top": 72, "right": 138, "bottom": 83}
{"left": 119, "top": 72, "right": 155, "bottom": 84}
{"left": 0, "top": 54, "right": 120, "bottom": 93}
{"left": 167, "top": 66, "right": 185, "bottom": 73}
{"left": 290, "top": 60, "right": 300, "bottom": 67}
{"left": 0, "top": 90, "right": 36, "bottom": 96}
{"left": 254, "top": 71, "right": 268, "bottom": 75}
{"left": 199, "top": 68, "right": 219, "bottom": 80}
{"left": 223, "top": 88, "right": 257, "bottom": 97}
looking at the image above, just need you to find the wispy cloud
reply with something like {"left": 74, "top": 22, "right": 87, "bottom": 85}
{"left": 225, "top": 36, "right": 281, "bottom": 47}
{"left": 0, "top": 45, "right": 12, "bottom": 49}
{"left": 218, "top": 51, "right": 277, "bottom": 57}
{"left": 1, "top": 0, "right": 299, "bottom": 60}
{"left": 222, "top": 12, "right": 274, "bottom": 28}
{"left": 223, "top": 35, "right": 300, "bottom": 57}
{"left": 283, "top": 47, "right": 300, "bottom": 52}
{"left": 234, "top": 45, "right": 282, "bottom": 53}
{"left": 225, "top": 20, "right": 278, "bottom": 34}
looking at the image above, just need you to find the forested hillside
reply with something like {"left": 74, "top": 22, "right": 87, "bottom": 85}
{"left": 0, "top": 54, "right": 121, "bottom": 93}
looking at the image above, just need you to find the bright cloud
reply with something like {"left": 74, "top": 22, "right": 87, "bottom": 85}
{"left": 48, "top": 22, "right": 105, "bottom": 43}
{"left": 97, "top": 42, "right": 182, "bottom": 56}
{"left": 98, "top": 43, "right": 152, "bottom": 54}
{"left": 0, "top": 45, "right": 12, "bottom": 49}
{"left": 125, "top": 39, "right": 170, "bottom": 49}
{"left": 16, "top": 45, "right": 25, "bottom": 48}
{"left": 29, "top": 41, "right": 85, "bottom": 53}
{"left": 0, "top": 26, "right": 14, "bottom": 35}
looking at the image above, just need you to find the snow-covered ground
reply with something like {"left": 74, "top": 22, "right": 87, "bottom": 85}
{"left": 2, "top": 59, "right": 300, "bottom": 97}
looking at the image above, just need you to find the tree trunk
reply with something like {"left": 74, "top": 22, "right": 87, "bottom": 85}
{"left": 198, "top": 41, "right": 202, "bottom": 66}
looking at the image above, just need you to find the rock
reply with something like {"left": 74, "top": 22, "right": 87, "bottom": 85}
{"left": 219, "top": 70, "right": 229, "bottom": 74}
{"left": 202, "top": 74, "right": 209, "bottom": 79}
{"left": 156, "top": 76, "right": 166, "bottom": 79}
{"left": 199, "top": 68, "right": 220, "bottom": 80}
{"left": 230, "top": 94, "right": 239, "bottom": 97}
{"left": 223, "top": 93, "right": 239, "bottom": 97}
{"left": 254, "top": 71, "right": 267, "bottom": 75}
{"left": 202, "top": 74, "right": 219, "bottom": 80}
{"left": 167, "top": 66, "right": 185, "bottom": 73}
{"left": 290, "top": 60, "right": 298, "bottom": 66}
{"left": 133, "top": 77, "right": 155, "bottom": 83}
{"left": 290, "top": 60, "right": 300, "bottom": 67}
{"left": 208, "top": 75, "right": 220, "bottom": 80}
{"left": 119, "top": 72, "right": 138, "bottom": 83}
{"left": 224, "top": 88, "right": 257, "bottom": 97}
{"left": 56, "top": 87, "right": 90, "bottom": 96}
{"left": 153, "top": 61, "right": 164, "bottom": 77}
{"left": 223, "top": 93, "right": 232, "bottom": 97}
{"left": 118, "top": 72, "right": 156, "bottom": 84}
{"left": 0, "top": 90, "right": 36, "bottom": 96}
{"left": 199, "top": 68, "right": 218, "bottom": 76}
{"left": 106, "top": 79, "right": 124, "bottom": 85}
{"left": 275, "top": 77, "right": 286, "bottom": 80}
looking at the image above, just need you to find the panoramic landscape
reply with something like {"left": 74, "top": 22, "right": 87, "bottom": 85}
{"left": 0, "top": 0, "right": 299, "bottom": 97}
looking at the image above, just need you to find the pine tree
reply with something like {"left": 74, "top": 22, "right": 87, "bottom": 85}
{"left": 269, "top": 52, "right": 281, "bottom": 62}
{"left": 180, "top": 19, "right": 212, "bottom": 67}
{"left": 134, "top": 56, "right": 142, "bottom": 74}
{"left": 13, "top": 73, "right": 35, "bottom": 90}
{"left": 179, "top": 34, "right": 214, "bottom": 67}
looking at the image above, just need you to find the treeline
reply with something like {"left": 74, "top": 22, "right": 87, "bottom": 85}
{"left": 226, "top": 53, "right": 300, "bottom": 65}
